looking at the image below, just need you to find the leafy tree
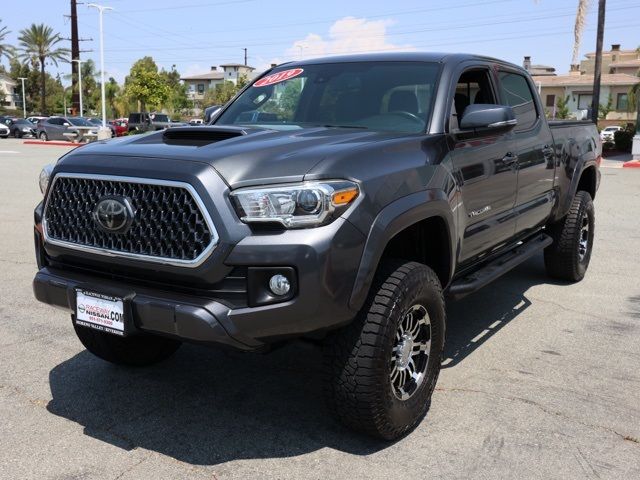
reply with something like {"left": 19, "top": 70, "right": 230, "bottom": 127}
{"left": 104, "top": 77, "right": 121, "bottom": 118}
{"left": 598, "top": 94, "right": 613, "bottom": 120}
{"left": 211, "top": 81, "right": 239, "bottom": 104}
{"left": 555, "top": 95, "right": 571, "bottom": 119}
{"left": 17, "top": 24, "right": 69, "bottom": 114}
{"left": 160, "top": 66, "right": 189, "bottom": 116}
{"left": 0, "top": 19, "right": 14, "bottom": 64}
{"left": 124, "top": 56, "right": 170, "bottom": 112}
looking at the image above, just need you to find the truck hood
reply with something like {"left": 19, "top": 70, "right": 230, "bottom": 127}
{"left": 60, "top": 126, "right": 410, "bottom": 188}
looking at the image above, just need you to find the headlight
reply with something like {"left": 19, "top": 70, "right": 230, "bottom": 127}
{"left": 39, "top": 164, "right": 54, "bottom": 195}
{"left": 230, "top": 180, "right": 360, "bottom": 228}
{"left": 22, "top": 127, "right": 31, "bottom": 132}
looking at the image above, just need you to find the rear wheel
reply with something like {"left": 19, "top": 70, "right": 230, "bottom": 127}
{"left": 323, "top": 260, "right": 445, "bottom": 440}
{"left": 544, "top": 191, "right": 595, "bottom": 281}
{"left": 39, "top": 131, "right": 48, "bottom": 141}
{"left": 73, "top": 320, "right": 182, "bottom": 367}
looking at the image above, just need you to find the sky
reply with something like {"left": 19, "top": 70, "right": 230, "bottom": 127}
{"left": 2, "top": 0, "right": 639, "bottom": 85}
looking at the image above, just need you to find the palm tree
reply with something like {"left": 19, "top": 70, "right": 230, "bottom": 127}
{"left": 17, "top": 24, "right": 69, "bottom": 114}
{"left": 0, "top": 19, "right": 14, "bottom": 63}
{"left": 571, "top": 0, "right": 591, "bottom": 67}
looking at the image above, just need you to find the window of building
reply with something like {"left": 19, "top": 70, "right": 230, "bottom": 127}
{"left": 498, "top": 71, "right": 538, "bottom": 130}
{"left": 197, "top": 83, "right": 205, "bottom": 94}
{"left": 577, "top": 94, "right": 592, "bottom": 110}
{"left": 546, "top": 94, "right": 555, "bottom": 107}
{"left": 616, "top": 93, "right": 629, "bottom": 111}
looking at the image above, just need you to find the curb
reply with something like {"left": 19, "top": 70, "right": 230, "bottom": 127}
{"left": 622, "top": 160, "right": 640, "bottom": 168}
{"left": 23, "top": 140, "right": 80, "bottom": 147}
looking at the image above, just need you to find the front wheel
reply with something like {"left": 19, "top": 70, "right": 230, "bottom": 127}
{"left": 13, "top": 130, "right": 22, "bottom": 138}
{"left": 323, "top": 260, "right": 445, "bottom": 440}
{"left": 39, "top": 131, "right": 48, "bottom": 141}
{"left": 544, "top": 191, "right": 595, "bottom": 281}
{"left": 73, "top": 320, "right": 182, "bottom": 367}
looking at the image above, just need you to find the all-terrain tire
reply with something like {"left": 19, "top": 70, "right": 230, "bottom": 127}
{"left": 544, "top": 190, "right": 595, "bottom": 281}
{"left": 323, "top": 260, "right": 445, "bottom": 440}
{"left": 73, "top": 321, "right": 182, "bottom": 367}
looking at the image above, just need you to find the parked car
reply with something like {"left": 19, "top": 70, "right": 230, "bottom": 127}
{"left": 86, "top": 118, "right": 117, "bottom": 138}
{"left": 8, "top": 119, "right": 36, "bottom": 138}
{"left": 0, "top": 115, "right": 18, "bottom": 126}
{"left": 600, "top": 125, "right": 622, "bottom": 142}
{"left": 26, "top": 116, "right": 48, "bottom": 124}
{"left": 127, "top": 112, "right": 186, "bottom": 132}
{"left": 189, "top": 118, "right": 204, "bottom": 125}
{"left": 33, "top": 52, "right": 601, "bottom": 440}
{"left": 203, "top": 104, "right": 222, "bottom": 123}
{"left": 108, "top": 120, "right": 128, "bottom": 137}
{"left": 36, "top": 116, "right": 98, "bottom": 142}
{"left": 0, "top": 123, "right": 8, "bottom": 138}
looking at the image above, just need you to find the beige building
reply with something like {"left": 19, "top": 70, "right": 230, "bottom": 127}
{"left": 527, "top": 44, "right": 640, "bottom": 126}
{"left": 0, "top": 74, "right": 18, "bottom": 111}
{"left": 181, "top": 64, "right": 256, "bottom": 102}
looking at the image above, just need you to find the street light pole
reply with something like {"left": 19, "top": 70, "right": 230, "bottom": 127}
{"left": 18, "top": 77, "right": 27, "bottom": 119}
{"left": 88, "top": 3, "right": 113, "bottom": 139}
{"left": 70, "top": 59, "right": 85, "bottom": 117}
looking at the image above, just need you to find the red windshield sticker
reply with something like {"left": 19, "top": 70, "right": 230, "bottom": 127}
{"left": 253, "top": 68, "right": 304, "bottom": 87}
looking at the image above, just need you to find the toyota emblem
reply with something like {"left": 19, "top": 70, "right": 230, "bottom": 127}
{"left": 93, "top": 196, "right": 134, "bottom": 233}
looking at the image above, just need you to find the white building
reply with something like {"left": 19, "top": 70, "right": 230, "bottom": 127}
{"left": 0, "top": 74, "right": 18, "bottom": 111}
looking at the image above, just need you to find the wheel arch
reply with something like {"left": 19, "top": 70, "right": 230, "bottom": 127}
{"left": 348, "top": 189, "right": 456, "bottom": 311}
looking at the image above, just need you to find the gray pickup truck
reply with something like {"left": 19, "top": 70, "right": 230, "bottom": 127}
{"left": 33, "top": 53, "right": 600, "bottom": 440}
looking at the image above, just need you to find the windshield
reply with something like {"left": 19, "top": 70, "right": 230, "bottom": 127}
{"left": 151, "top": 114, "right": 169, "bottom": 123}
{"left": 68, "top": 117, "right": 93, "bottom": 127}
{"left": 16, "top": 120, "right": 33, "bottom": 125}
{"left": 216, "top": 61, "right": 440, "bottom": 133}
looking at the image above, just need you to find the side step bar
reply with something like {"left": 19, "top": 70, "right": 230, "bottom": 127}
{"left": 447, "top": 233, "right": 552, "bottom": 300}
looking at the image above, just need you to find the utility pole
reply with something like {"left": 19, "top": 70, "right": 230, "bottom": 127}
{"left": 18, "top": 77, "right": 28, "bottom": 118}
{"left": 88, "top": 3, "right": 112, "bottom": 139}
{"left": 591, "top": 0, "right": 606, "bottom": 124}
{"left": 243, "top": 48, "right": 247, "bottom": 66}
{"left": 70, "top": 0, "right": 80, "bottom": 114}
{"left": 70, "top": 59, "right": 85, "bottom": 117}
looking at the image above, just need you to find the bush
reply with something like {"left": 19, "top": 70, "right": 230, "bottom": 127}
{"left": 614, "top": 125, "right": 635, "bottom": 152}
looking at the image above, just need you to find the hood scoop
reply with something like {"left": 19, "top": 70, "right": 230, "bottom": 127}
{"left": 160, "top": 126, "right": 250, "bottom": 146}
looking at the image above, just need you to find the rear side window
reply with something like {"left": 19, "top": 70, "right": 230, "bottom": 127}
{"left": 498, "top": 72, "right": 538, "bottom": 130}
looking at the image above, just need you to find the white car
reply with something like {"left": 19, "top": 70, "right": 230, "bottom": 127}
{"left": 0, "top": 123, "right": 9, "bottom": 138}
{"left": 600, "top": 125, "right": 622, "bottom": 142}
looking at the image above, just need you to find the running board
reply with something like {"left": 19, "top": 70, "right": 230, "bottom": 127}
{"left": 447, "top": 233, "right": 552, "bottom": 300}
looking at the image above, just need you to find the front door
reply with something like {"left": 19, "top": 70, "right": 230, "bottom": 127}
{"left": 449, "top": 67, "right": 518, "bottom": 264}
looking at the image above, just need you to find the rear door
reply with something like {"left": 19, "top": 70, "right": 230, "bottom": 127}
{"left": 496, "top": 69, "right": 556, "bottom": 235}
{"left": 449, "top": 65, "right": 518, "bottom": 264}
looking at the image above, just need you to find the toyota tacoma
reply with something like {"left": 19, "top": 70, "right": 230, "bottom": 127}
{"left": 33, "top": 53, "right": 600, "bottom": 440}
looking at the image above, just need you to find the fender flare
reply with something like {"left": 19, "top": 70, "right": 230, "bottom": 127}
{"left": 348, "top": 189, "right": 456, "bottom": 311}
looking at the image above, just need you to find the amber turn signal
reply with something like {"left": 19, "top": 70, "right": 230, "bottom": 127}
{"left": 332, "top": 187, "right": 359, "bottom": 206}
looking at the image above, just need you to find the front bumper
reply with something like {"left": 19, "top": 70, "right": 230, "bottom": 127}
{"left": 33, "top": 216, "right": 365, "bottom": 351}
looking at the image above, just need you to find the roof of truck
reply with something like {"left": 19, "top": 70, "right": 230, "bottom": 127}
{"left": 279, "top": 52, "right": 517, "bottom": 67}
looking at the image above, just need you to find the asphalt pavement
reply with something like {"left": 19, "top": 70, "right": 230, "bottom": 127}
{"left": 1, "top": 138, "right": 639, "bottom": 479}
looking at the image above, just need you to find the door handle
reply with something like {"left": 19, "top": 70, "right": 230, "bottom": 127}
{"left": 502, "top": 152, "right": 519, "bottom": 166}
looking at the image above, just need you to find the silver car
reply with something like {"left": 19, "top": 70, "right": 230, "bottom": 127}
{"left": 37, "top": 117, "right": 98, "bottom": 142}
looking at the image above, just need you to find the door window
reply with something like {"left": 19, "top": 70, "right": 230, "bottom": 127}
{"left": 498, "top": 71, "right": 538, "bottom": 130}
{"left": 450, "top": 69, "right": 496, "bottom": 129}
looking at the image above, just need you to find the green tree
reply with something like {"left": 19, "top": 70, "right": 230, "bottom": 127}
{"left": 556, "top": 95, "right": 571, "bottom": 119}
{"left": 104, "top": 77, "right": 121, "bottom": 118}
{"left": 0, "top": 19, "right": 14, "bottom": 64}
{"left": 598, "top": 94, "right": 613, "bottom": 120}
{"left": 124, "top": 56, "right": 170, "bottom": 112}
{"left": 17, "top": 23, "right": 69, "bottom": 114}
{"left": 160, "top": 66, "right": 189, "bottom": 116}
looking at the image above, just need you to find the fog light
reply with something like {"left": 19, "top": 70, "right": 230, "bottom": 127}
{"left": 269, "top": 274, "right": 291, "bottom": 296}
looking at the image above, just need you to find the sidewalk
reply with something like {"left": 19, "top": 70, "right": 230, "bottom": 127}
{"left": 601, "top": 152, "right": 632, "bottom": 169}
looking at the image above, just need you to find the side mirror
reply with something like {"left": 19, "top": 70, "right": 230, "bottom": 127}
{"left": 459, "top": 104, "right": 517, "bottom": 131}
{"left": 63, "top": 122, "right": 71, "bottom": 127}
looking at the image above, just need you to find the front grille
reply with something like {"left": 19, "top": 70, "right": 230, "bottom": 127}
{"left": 43, "top": 174, "right": 217, "bottom": 265}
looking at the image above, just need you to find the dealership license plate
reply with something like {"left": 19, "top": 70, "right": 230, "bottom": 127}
{"left": 75, "top": 290, "right": 125, "bottom": 336}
